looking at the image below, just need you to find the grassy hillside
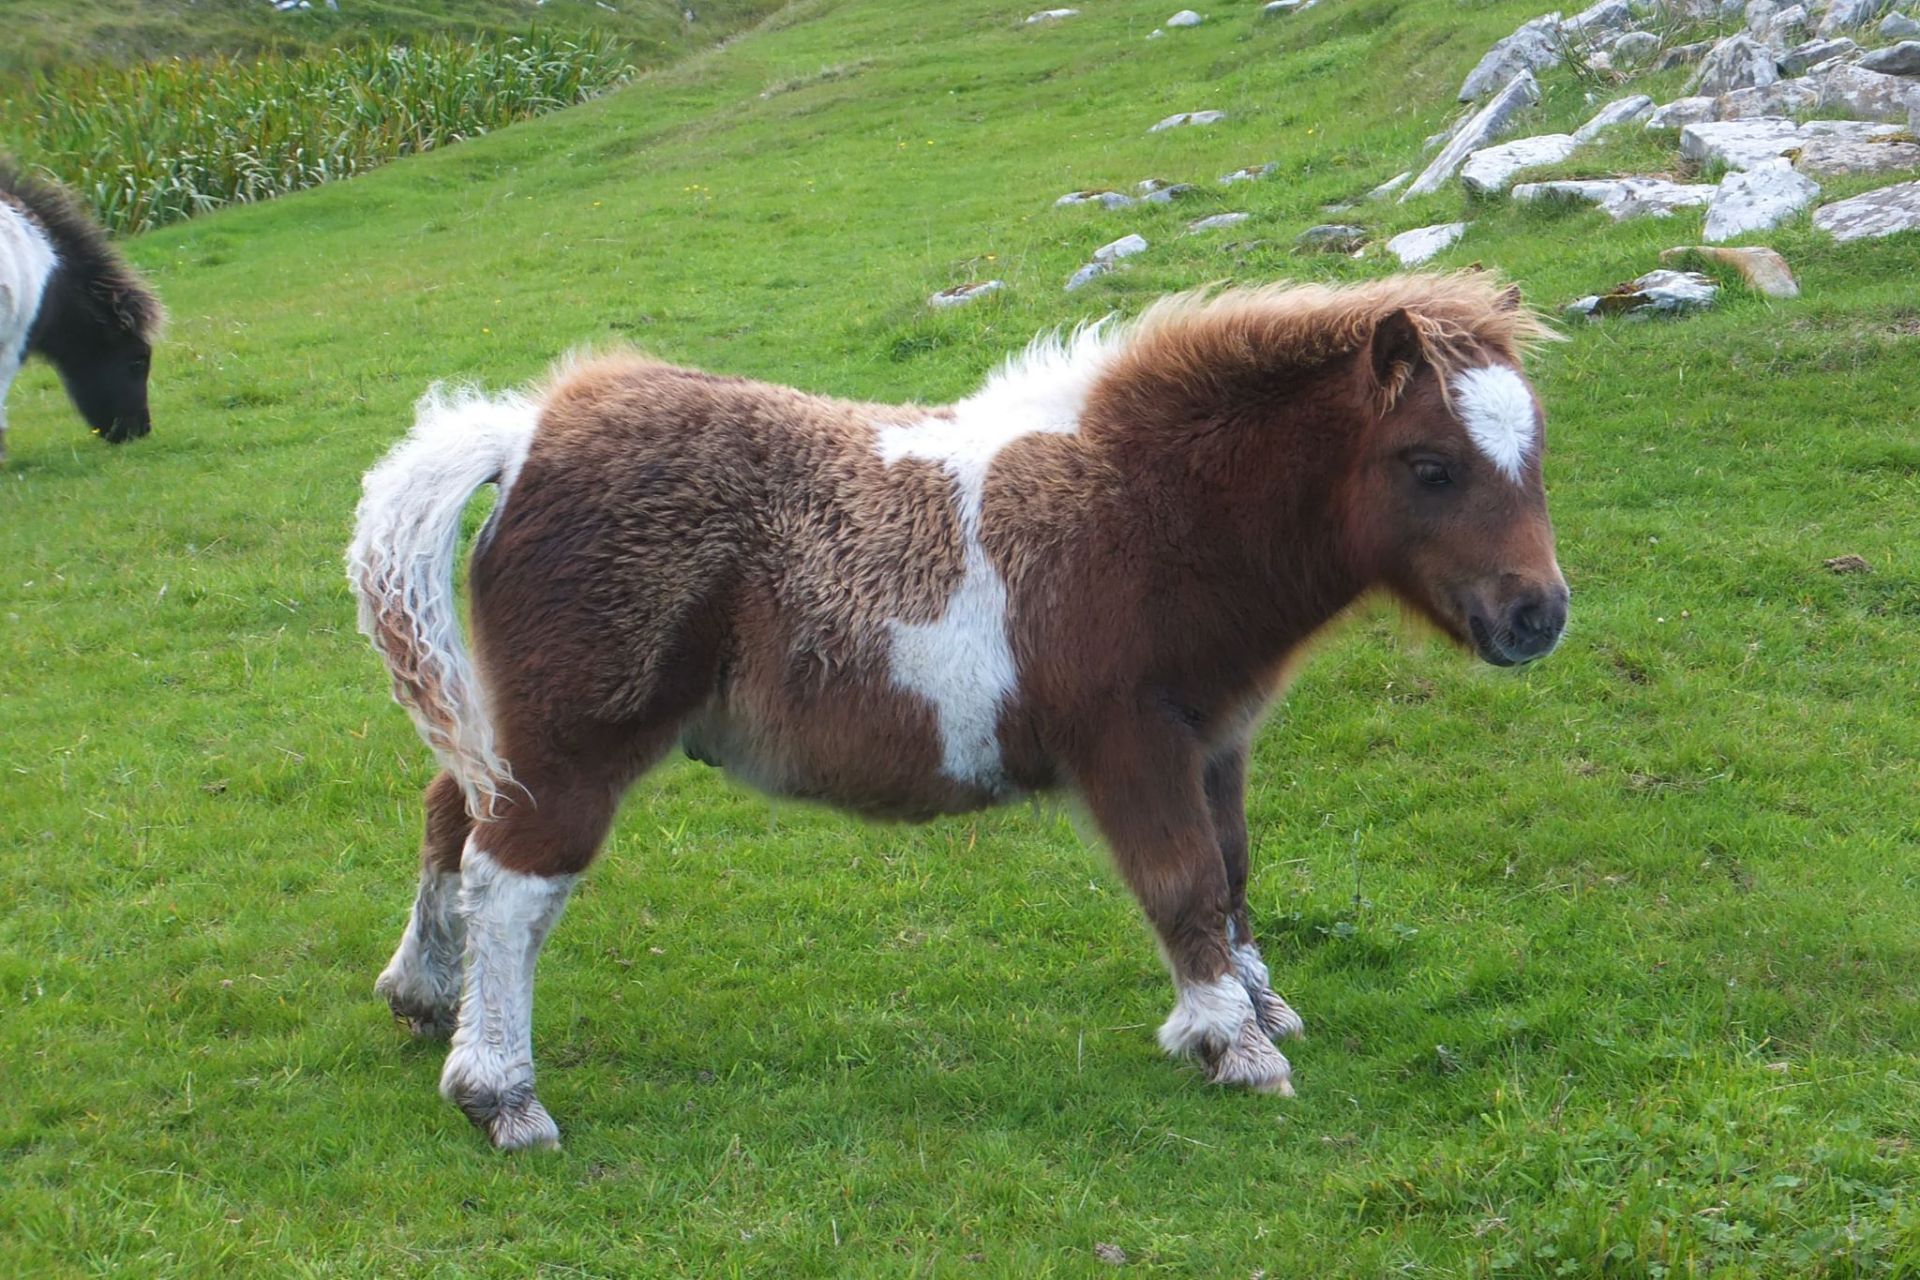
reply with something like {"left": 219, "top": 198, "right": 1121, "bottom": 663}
{"left": 0, "top": 0, "right": 787, "bottom": 72}
{"left": 3, "top": 0, "right": 1919, "bottom": 1275}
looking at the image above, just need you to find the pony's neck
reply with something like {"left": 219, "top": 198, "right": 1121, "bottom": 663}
{"left": 1086, "top": 360, "right": 1373, "bottom": 684}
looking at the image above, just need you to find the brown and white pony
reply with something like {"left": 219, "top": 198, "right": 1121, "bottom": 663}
{"left": 0, "top": 159, "right": 163, "bottom": 462}
{"left": 348, "top": 274, "right": 1568, "bottom": 1150}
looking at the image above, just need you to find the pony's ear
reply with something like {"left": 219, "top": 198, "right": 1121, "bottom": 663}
{"left": 1369, "top": 308, "right": 1424, "bottom": 399}
{"left": 1496, "top": 284, "right": 1523, "bottom": 312}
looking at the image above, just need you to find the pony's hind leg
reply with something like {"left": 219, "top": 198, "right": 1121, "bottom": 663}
{"left": 438, "top": 729, "right": 675, "bottom": 1151}
{"left": 376, "top": 771, "right": 471, "bottom": 1038}
{"left": 1076, "top": 721, "right": 1294, "bottom": 1097}
{"left": 1206, "top": 743, "right": 1304, "bottom": 1043}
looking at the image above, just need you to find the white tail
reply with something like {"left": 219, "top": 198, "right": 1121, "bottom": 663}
{"left": 346, "top": 385, "right": 539, "bottom": 817}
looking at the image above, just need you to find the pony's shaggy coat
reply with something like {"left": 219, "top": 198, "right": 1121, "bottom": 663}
{"left": 350, "top": 273, "right": 1567, "bottom": 1149}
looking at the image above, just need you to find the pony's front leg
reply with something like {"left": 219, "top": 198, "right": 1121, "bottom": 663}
{"left": 1075, "top": 721, "right": 1294, "bottom": 1096}
{"left": 1205, "top": 742, "right": 1305, "bottom": 1043}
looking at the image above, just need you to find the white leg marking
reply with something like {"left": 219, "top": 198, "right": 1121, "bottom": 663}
{"left": 439, "top": 843, "right": 576, "bottom": 1150}
{"left": 1231, "top": 942, "right": 1306, "bottom": 1041}
{"left": 375, "top": 864, "right": 465, "bottom": 1037}
{"left": 1159, "top": 973, "right": 1295, "bottom": 1096}
{"left": 1452, "top": 364, "right": 1539, "bottom": 482}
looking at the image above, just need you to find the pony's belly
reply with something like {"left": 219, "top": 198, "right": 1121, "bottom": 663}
{"left": 678, "top": 700, "right": 1008, "bottom": 822}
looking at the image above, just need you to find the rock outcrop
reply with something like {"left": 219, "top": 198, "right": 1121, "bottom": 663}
{"left": 1460, "top": 134, "right": 1580, "bottom": 194}
{"left": 1813, "top": 178, "right": 1920, "bottom": 238}
{"left": 1458, "top": 15, "right": 1565, "bottom": 100}
{"left": 1404, "top": 70, "right": 1542, "bottom": 198}
{"left": 1387, "top": 221, "right": 1469, "bottom": 264}
{"left": 1703, "top": 158, "right": 1822, "bottom": 240}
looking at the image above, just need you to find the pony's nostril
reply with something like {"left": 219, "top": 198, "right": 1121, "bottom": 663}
{"left": 1508, "top": 595, "right": 1566, "bottom": 651}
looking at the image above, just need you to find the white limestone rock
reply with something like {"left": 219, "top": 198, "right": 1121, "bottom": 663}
{"left": 1681, "top": 117, "right": 1801, "bottom": 167}
{"left": 1093, "top": 233, "right": 1149, "bottom": 261}
{"left": 1149, "top": 110, "right": 1227, "bottom": 132}
{"left": 1612, "top": 31, "right": 1663, "bottom": 63}
{"left": 1655, "top": 40, "right": 1715, "bottom": 70}
{"left": 1703, "top": 158, "right": 1822, "bottom": 240}
{"left": 1601, "top": 178, "right": 1718, "bottom": 218}
{"left": 1859, "top": 40, "right": 1920, "bottom": 73}
{"left": 1460, "top": 134, "right": 1580, "bottom": 194}
{"left": 1514, "top": 178, "right": 1627, "bottom": 203}
{"left": 1219, "top": 163, "right": 1278, "bottom": 184}
{"left": 1780, "top": 36, "right": 1859, "bottom": 73}
{"left": 1793, "top": 133, "right": 1920, "bottom": 174}
{"left": 1296, "top": 223, "right": 1368, "bottom": 251}
{"left": 1025, "top": 8, "right": 1080, "bottom": 22}
{"left": 1166, "top": 9, "right": 1205, "bottom": 27}
{"left": 1683, "top": 116, "right": 1906, "bottom": 168}
{"left": 1567, "top": 269, "right": 1719, "bottom": 318}
{"left": 1812, "top": 178, "right": 1920, "bottom": 238}
{"left": 930, "top": 281, "right": 1005, "bottom": 308}
{"left": 1564, "top": 0, "right": 1634, "bottom": 34}
{"left": 1386, "top": 221, "right": 1468, "bottom": 264}
{"left": 1458, "top": 15, "right": 1565, "bottom": 101}
{"left": 1817, "top": 0, "right": 1889, "bottom": 36}
{"left": 1816, "top": 62, "right": 1920, "bottom": 121}
{"left": 1882, "top": 11, "right": 1920, "bottom": 37}
{"left": 1646, "top": 96, "right": 1719, "bottom": 128}
{"left": 1716, "top": 76, "right": 1820, "bottom": 118}
{"left": 1404, "top": 71, "right": 1543, "bottom": 199}
{"left": 1574, "top": 94, "right": 1656, "bottom": 141}
{"left": 1367, "top": 171, "right": 1414, "bottom": 200}
{"left": 1056, "top": 189, "right": 1137, "bottom": 209}
{"left": 1065, "top": 261, "right": 1111, "bottom": 291}
{"left": 1187, "top": 213, "right": 1250, "bottom": 232}
{"left": 1688, "top": 34, "right": 1782, "bottom": 95}
{"left": 1764, "top": 2, "right": 1810, "bottom": 42}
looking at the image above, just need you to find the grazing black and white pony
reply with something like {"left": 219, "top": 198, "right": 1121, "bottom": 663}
{"left": 0, "top": 159, "right": 164, "bottom": 462}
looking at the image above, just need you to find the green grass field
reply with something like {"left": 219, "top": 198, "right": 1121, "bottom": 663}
{"left": 3, "top": 0, "right": 1918, "bottom": 1274}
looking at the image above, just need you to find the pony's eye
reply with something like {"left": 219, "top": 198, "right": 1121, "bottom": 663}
{"left": 1411, "top": 459, "right": 1452, "bottom": 488}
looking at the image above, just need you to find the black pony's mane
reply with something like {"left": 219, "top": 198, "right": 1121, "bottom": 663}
{"left": 0, "top": 157, "right": 165, "bottom": 341}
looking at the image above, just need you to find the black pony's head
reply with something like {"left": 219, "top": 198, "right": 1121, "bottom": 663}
{"left": 5, "top": 159, "right": 165, "bottom": 444}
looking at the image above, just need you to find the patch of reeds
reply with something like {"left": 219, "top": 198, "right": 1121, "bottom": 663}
{"left": 4, "top": 31, "right": 633, "bottom": 234}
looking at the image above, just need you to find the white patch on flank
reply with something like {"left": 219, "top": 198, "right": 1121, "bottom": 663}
{"left": 873, "top": 322, "right": 1119, "bottom": 790}
{"left": 439, "top": 844, "right": 576, "bottom": 1148}
{"left": 375, "top": 864, "right": 466, "bottom": 1034}
{"left": 347, "top": 385, "right": 539, "bottom": 815}
{"left": 1157, "top": 972, "right": 1259, "bottom": 1057}
{"left": 1451, "top": 364, "right": 1538, "bottom": 482}
{"left": 0, "top": 201, "right": 59, "bottom": 456}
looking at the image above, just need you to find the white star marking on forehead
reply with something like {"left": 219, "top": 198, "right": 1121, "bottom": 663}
{"left": 1451, "top": 365, "right": 1537, "bottom": 482}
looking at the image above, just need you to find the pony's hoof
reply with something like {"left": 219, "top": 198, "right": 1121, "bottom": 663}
{"left": 375, "top": 973, "right": 458, "bottom": 1039}
{"left": 1205, "top": 1019, "right": 1296, "bottom": 1097}
{"left": 1250, "top": 987, "right": 1305, "bottom": 1042}
{"left": 451, "top": 1080, "right": 562, "bottom": 1152}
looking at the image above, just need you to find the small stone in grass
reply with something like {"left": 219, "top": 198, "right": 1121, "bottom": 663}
{"left": 1824, "top": 554, "right": 1872, "bottom": 574}
{"left": 1094, "top": 1242, "right": 1129, "bottom": 1265}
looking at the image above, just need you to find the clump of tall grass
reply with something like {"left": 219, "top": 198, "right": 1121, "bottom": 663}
{"left": 3, "top": 32, "right": 633, "bottom": 234}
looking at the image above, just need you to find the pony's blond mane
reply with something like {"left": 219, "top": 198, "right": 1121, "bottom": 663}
{"left": 1096, "top": 272, "right": 1557, "bottom": 419}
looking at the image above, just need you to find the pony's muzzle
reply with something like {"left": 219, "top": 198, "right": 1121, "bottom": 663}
{"left": 1470, "top": 584, "right": 1568, "bottom": 667}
